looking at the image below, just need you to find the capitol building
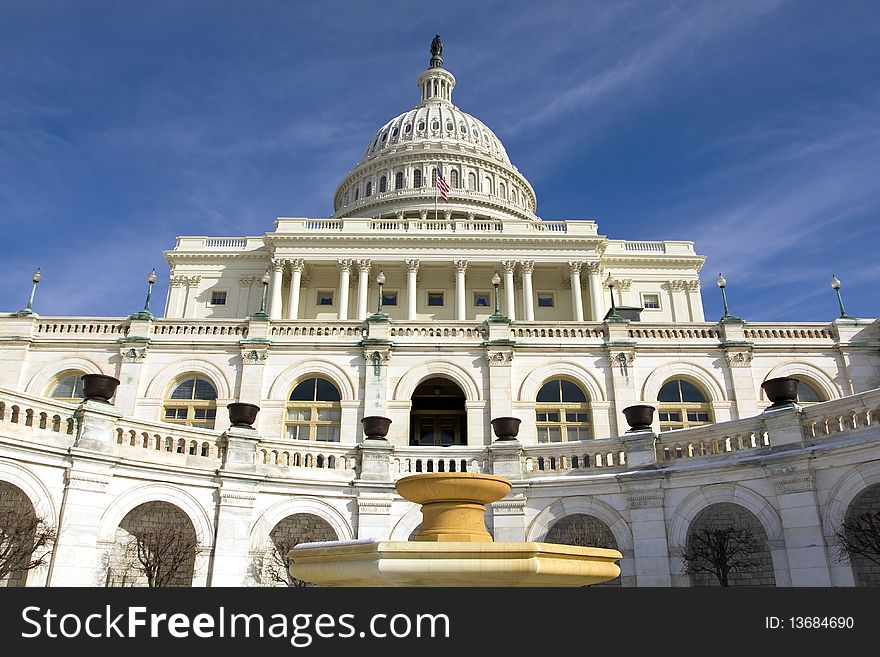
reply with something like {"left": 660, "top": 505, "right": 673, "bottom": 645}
{"left": 1, "top": 38, "right": 878, "bottom": 588}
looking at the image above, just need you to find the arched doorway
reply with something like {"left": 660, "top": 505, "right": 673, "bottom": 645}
{"left": 261, "top": 513, "right": 338, "bottom": 587}
{"left": 409, "top": 377, "right": 467, "bottom": 446}
{"left": 544, "top": 514, "right": 621, "bottom": 587}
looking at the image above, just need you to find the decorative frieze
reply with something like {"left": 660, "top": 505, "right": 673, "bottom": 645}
{"left": 492, "top": 497, "right": 527, "bottom": 515}
{"left": 65, "top": 469, "right": 111, "bottom": 493}
{"left": 239, "top": 276, "right": 258, "bottom": 287}
{"left": 241, "top": 347, "right": 269, "bottom": 364}
{"left": 766, "top": 464, "right": 815, "bottom": 495}
{"left": 120, "top": 346, "right": 147, "bottom": 363}
{"left": 486, "top": 349, "right": 514, "bottom": 366}
{"left": 626, "top": 493, "right": 664, "bottom": 509}
{"left": 357, "top": 499, "right": 393, "bottom": 515}
{"left": 725, "top": 350, "right": 753, "bottom": 367}
{"left": 219, "top": 490, "right": 257, "bottom": 508}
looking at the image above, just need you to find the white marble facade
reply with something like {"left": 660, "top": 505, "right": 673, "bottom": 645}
{"left": 1, "top": 39, "right": 879, "bottom": 587}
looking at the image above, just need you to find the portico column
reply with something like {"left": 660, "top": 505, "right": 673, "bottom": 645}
{"left": 287, "top": 259, "right": 304, "bottom": 320}
{"left": 406, "top": 259, "right": 419, "bottom": 320}
{"left": 519, "top": 261, "right": 535, "bottom": 321}
{"left": 268, "top": 260, "right": 284, "bottom": 320}
{"left": 454, "top": 260, "right": 468, "bottom": 320}
{"left": 501, "top": 260, "right": 516, "bottom": 321}
{"left": 586, "top": 261, "right": 603, "bottom": 321}
{"left": 356, "top": 259, "right": 372, "bottom": 320}
{"left": 337, "top": 259, "right": 352, "bottom": 320}
{"left": 568, "top": 261, "right": 584, "bottom": 321}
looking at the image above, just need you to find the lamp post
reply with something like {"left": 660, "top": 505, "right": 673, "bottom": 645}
{"left": 368, "top": 270, "right": 389, "bottom": 322}
{"left": 487, "top": 271, "right": 508, "bottom": 323}
{"left": 251, "top": 270, "right": 270, "bottom": 319}
{"left": 716, "top": 272, "right": 741, "bottom": 322}
{"left": 130, "top": 268, "right": 159, "bottom": 320}
{"left": 605, "top": 273, "right": 624, "bottom": 322}
{"left": 20, "top": 268, "right": 41, "bottom": 315}
{"left": 831, "top": 275, "right": 851, "bottom": 319}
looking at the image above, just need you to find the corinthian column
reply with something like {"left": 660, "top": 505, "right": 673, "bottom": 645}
{"left": 568, "top": 261, "right": 584, "bottom": 322}
{"left": 501, "top": 260, "right": 516, "bottom": 321}
{"left": 586, "top": 261, "right": 602, "bottom": 321}
{"left": 406, "top": 259, "right": 420, "bottom": 320}
{"left": 454, "top": 260, "right": 468, "bottom": 320}
{"left": 268, "top": 260, "right": 284, "bottom": 320}
{"left": 356, "top": 259, "right": 372, "bottom": 320}
{"left": 287, "top": 259, "right": 304, "bottom": 320}
{"left": 337, "top": 259, "right": 352, "bottom": 320}
{"left": 519, "top": 261, "right": 535, "bottom": 321}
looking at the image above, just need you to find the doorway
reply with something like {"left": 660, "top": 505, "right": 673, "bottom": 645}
{"left": 409, "top": 377, "right": 467, "bottom": 446}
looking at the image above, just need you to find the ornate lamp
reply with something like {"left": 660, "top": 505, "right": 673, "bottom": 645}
{"left": 17, "top": 268, "right": 42, "bottom": 316}
{"left": 368, "top": 270, "right": 389, "bottom": 322}
{"left": 130, "top": 268, "right": 158, "bottom": 320}
{"left": 488, "top": 271, "right": 509, "bottom": 323}
{"left": 716, "top": 272, "right": 742, "bottom": 322}
{"left": 605, "top": 273, "right": 625, "bottom": 322}
{"left": 251, "top": 270, "right": 271, "bottom": 319}
{"left": 831, "top": 275, "right": 851, "bottom": 319}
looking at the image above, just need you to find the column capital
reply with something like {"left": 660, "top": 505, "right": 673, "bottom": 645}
{"left": 585, "top": 261, "right": 602, "bottom": 274}
{"left": 567, "top": 261, "right": 584, "bottom": 275}
{"left": 239, "top": 276, "right": 257, "bottom": 287}
{"left": 405, "top": 259, "right": 420, "bottom": 273}
{"left": 500, "top": 260, "right": 516, "bottom": 274}
{"left": 618, "top": 278, "right": 632, "bottom": 291}
{"left": 453, "top": 259, "right": 468, "bottom": 273}
{"left": 269, "top": 259, "right": 285, "bottom": 273}
{"left": 288, "top": 258, "right": 305, "bottom": 272}
{"left": 356, "top": 259, "right": 372, "bottom": 274}
{"left": 337, "top": 259, "right": 353, "bottom": 272}
{"left": 518, "top": 260, "right": 535, "bottom": 274}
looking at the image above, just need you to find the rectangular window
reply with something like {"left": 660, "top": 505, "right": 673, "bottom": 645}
{"left": 382, "top": 290, "right": 398, "bottom": 306}
{"left": 537, "top": 292, "right": 555, "bottom": 308}
{"left": 642, "top": 293, "right": 660, "bottom": 309}
{"left": 317, "top": 290, "right": 334, "bottom": 306}
{"left": 473, "top": 292, "right": 491, "bottom": 307}
{"left": 427, "top": 291, "right": 444, "bottom": 307}
{"left": 210, "top": 290, "right": 227, "bottom": 306}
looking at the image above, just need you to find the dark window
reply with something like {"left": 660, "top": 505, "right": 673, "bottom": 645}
{"left": 379, "top": 176, "right": 387, "bottom": 193}
{"left": 537, "top": 293, "right": 554, "bottom": 308}
{"left": 210, "top": 290, "right": 227, "bottom": 306}
{"left": 317, "top": 291, "right": 334, "bottom": 306}
{"left": 395, "top": 172, "right": 404, "bottom": 189}
{"left": 427, "top": 292, "right": 444, "bottom": 307}
{"left": 382, "top": 291, "right": 398, "bottom": 306}
{"left": 366, "top": 181, "right": 372, "bottom": 197}
{"left": 413, "top": 169, "right": 422, "bottom": 188}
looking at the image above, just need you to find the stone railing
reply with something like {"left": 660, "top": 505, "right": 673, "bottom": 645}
{"left": 204, "top": 238, "right": 248, "bottom": 248}
{"left": 0, "top": 389, "right": 79, "bottom": 440}
{"left": 522, "top": 438, "right": 627, "bottom": 476}
{"left": 389, "top": 323, "right": 489, "bottom": 341}
{"left": 656, "top": 418, "right": 770, "bottom": 463}
{"left": 800, "top": 390, "right": 880, "bottom": 440}
{"left": 391, "top": 446, "right": 490, "bottom": 478}
{"left": 34, "top": 318, "right": 130, "bottom": 338}
{"left": 113, "top": 417, "right": 223, "bottom": 464}
{"left": 743, "top": 323, "right": 836, "bottom": 343}
{"left": 256, "top": 439, "right": 360, "bottom": 476}
{"left": 626, "top": 324, "right": 721, "bottom": 341}
{"left": 151, "top": 320, "right": 249, "bottom": 339}
{"left": 509, "top": 323, "right": 606, "bottom": 341}
{"left": 269, "top": 321, "right": 366, "bottom": 340}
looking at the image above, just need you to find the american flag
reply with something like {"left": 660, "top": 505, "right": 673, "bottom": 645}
{"left": 436, "top": 169, "right": 449, "bottom": 202}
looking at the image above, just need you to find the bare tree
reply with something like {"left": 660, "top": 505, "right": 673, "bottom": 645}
{"left": 835, "top": 510, "right": 880, "bottom": 568}
{"left": 682, "top": 524, "right": 763, "bottom": 587}
{"left": 0, "top": 506, "right": 57, "bottom": 583}
{"left": 128, "top": 525, "right": 200, "bottom": 588}
{"left": 260, "top": 537, "right": 312, "bottom": 588}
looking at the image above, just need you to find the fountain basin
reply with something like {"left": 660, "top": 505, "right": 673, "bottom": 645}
{"left": 290, "top": 540, "right": 621, "bottom": 587}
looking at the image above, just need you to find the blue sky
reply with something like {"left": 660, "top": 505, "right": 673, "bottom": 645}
{"left": 1, "top": 0, "right": 877, "bottom": 321}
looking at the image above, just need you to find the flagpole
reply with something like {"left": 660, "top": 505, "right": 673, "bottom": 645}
{"left": 434, "top": 168, "right": 438, "bottom": 222}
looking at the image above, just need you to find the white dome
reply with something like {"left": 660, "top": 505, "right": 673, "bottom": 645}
{"left": 332, "top": 37, "right": 538, "bottom": 224}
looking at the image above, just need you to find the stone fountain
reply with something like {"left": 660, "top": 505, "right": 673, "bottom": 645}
{"left": 288, "top": 471, "right": 621, "bottom": 587}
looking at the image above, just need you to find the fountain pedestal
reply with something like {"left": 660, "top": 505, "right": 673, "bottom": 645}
{"left": 289, "top": 472, "right": 622, "bottom": 587}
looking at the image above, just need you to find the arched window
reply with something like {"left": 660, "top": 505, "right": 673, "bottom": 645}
{"left": 413, "top": 169, "right": 422, "bottom": 188}
{"left": 431, "top": 120, "right": 439, "bottom": 131}
{"left": 535, "top": 379, "right": 591, "bottom": 442}
{"left": 793, "top": 378, "right": 824, "bottom": 404}
{"left": 49, "top": 372, "right": 85, "bottom": 401}
{"left": 418, "top": 120, "right": 425, "bottom": 131}
{"left": 379, "top": 176, "right": 387, "bottom": 193}
{"left": 286, "top": 377, "right": 342, "bottom": 442}
{"left": 450, "top": 169, "right": 459, "bottom": 189}
{"left": 484, "top": 177, "right": 492, "bottom": 194}
{"left": 468, "top": 172, "right": 476, "bottom": 190}
{"left": 446, "top": 120, "right": 453, "bottom": 131}
{"left": 499, "top": 182, "right": 507, "bottom": 198}
{"left": 395, "top": 172, "right": 404, "bottom": 190}
{"left": 405, "top": 123, "right": 412, "bottom": 133}
{"left": 354, "top": 186, "right": 359, "bottom": 201}
{"left": 164, "top": 377, "right": 217, "bottom": 429}
{"left": 657, "top": 379, "right": 712, "bottom": 431}
{"left": 365, "top": 181, "right": 372, "bottom": 197}
{"left": 391, "top": 127, "right": 399, "bottom": 138}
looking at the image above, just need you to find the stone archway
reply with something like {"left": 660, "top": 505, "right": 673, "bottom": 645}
{"left": 410, "top": 377, "right": 468, "bottom": 446}
{"left": 544, "top": 514, "right": 621, "bottom": 587}
{"left": 106, "top": 501, "right": 198, "bottom": 587}
{"left": 261, "top": 513, "right": 339, "bottom": 587}
{"left": 840, "top": 484, "right": 880, "bottom": 586}
{"left": 685, "top": 502, "right": 776, "bottom": 587}
{"left": 0, "top": 481, "right": 44, "bottom": 588}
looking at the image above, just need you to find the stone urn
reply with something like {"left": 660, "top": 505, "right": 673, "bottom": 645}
{"left": 227, "top": 402, "right": 260, "bottom": 429}
{"left": 762, "top": 377, "right": 799, "bottom": 408}
{"left": 491, "top": 416, "right": 521, "bottom": 441}
{"left": 622, "top": 404, "right": 655, "bottom": 432}
{"left": 81, "top": 374, "right": 120, "bottom": 403}
{"left": 362, "top": 415, "right": 392, "bottom": 440}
